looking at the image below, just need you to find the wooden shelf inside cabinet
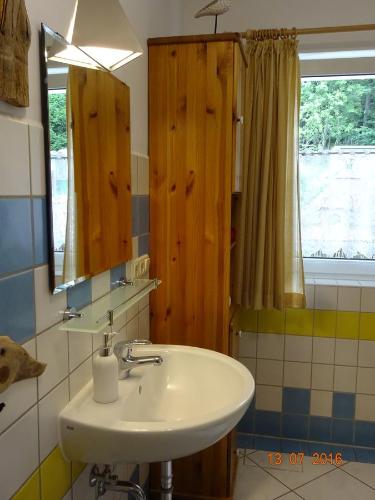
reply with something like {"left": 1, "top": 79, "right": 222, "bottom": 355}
{"left": 59, "top": 279, "right": 161, "bottom": 334}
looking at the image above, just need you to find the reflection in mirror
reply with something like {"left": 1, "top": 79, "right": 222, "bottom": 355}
{"left": 40, "top": 24, "right": 132, "bottom": 294}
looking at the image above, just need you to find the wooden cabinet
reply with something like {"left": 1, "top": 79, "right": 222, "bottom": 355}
{"left": 148, "top": 34, "right": 245, "bottom": 500}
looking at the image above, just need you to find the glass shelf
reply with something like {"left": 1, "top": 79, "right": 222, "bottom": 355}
{"left": 59, "top": 278, "right": 161, "bottom": 334}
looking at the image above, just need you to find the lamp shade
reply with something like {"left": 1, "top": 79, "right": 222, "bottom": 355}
{"left": 62, "top": 0, "right": 143, "bottom": 71}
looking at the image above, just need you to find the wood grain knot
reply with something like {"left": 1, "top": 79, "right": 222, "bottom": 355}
{"left": 170, "top": 50, "right": 177, "bottom": 57}
{"left": 206, "top": 106, "right": 215, "bottom": 115}
{"left": 171, "top": 184, "right": 176, "bottom": 192}
{"left": 89, "top": 111, "right": 98, "bottom": 118}
{"left": 0, "top": 348, "right": 6, "bottom": 356}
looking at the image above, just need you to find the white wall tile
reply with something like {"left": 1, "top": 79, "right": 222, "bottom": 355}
{"left": 0, "top": 339, "right": 38, "bottom": 434}
{"left": 358, "top": 341, "right": 375, "bottom": 368}
{"left": 283, "top": 361, "right": 311, "bottom": 389}
{"left": 0, "top": 406, "right": 39, "bottom": 499}
{"left": 356, "top": 394, "right": 375, "bottom": 421}
{"left": 334, "top": 366, "right": 357, "bottom": 393}
{"left": 132, "top": 237, "right": 139, "bottom": 258}
{"left": 138, "top": 155, "right": 149, "bottom": 195}
{"left": 305, "top": 284, "right": 315, "bottom": 309}
{"left": 240, "top": 357, "right": 256, "bottom": 376}
{"left": 38, "top": 380, "right": 69, "bottom": 461}
{"left": 139, "top": 294, "right": 149, "bottom": 311}
{"left": 357, "top": 368, "right": 375, "bottom": 395}
{"left": 310, "top": 390, "right": 333, "bottom": 417}
{"left": 126, "top": 315, "right": 139, "bottom": 341}
{"left": 34, "top": 265, "right": 67, "bottom": 333}
{"left": 338, "top": 287, "right": 361, "bottom": 312}
{"left": 239, "top": 333, "right": 257, "bottom": 357}
{"left": 361, "top": 288, "right": 375, "bottom": 313}
{"left": 257, "top": 333, "right": 283, "bottom": 360}
{"left": 315, "top": 285, "right": 338, "bottom": 310}
{"left": 138, "top": 306, "right": 150, "bottom": 340}
{"left": 312, "top": 337, "right": 335, "bottom": 364}
{"left": 335, "top": 339, "right": 358, "bottom": 367}
{"left": 69, "top": 332, "right": 92, "bottom": 371}
{"left": 37, "top": 325, "right": 69, "bottom": 398}
{"left": 126, "top": 303, "right": 139, "bottom": 324}
{"left": 312, "top": 364, "right": 334, "bottom": 390}
{"left": 255, "top": 385, "right": 282, "bottom": 412}
{"left": 285, "top": 335, "right": 312, "bottom": 362}
{"left": 0, "top": 116, "right": 30, "bottom": 195}
{"left": 256, "top": 359, "right": 283, "bottom": 386}
{"left": 69, "top": 357, "right": 93, "bottom": 399}
{"left": 131, "top": 154, "right": 138, "bottom": 194}
{"left": 91, "top": 271, "right": 110, "bottom": 301}
{"left": 29, "top": 123, "right": 46, "bottom": 196}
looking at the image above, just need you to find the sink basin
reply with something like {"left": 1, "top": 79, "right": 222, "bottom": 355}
{"left": 59, "top": 344, "right": 254, "bottom": 464}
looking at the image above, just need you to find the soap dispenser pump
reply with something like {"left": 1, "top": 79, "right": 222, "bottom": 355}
{"left": 93, "top": 332, "right": 119, "bottom": 404}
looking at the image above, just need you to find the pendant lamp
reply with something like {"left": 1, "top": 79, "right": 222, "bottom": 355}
{"left": 53, "top": 0, "right": 143, "bottom": 71}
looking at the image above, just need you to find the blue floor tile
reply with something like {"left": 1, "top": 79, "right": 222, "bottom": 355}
{"left": 0, "top": 198, "right": 33, "bottom": 275}
{"left": 0, "top": 271, "right": 35, "bottom": 343}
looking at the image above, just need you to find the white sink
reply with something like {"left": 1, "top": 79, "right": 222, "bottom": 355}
{"left": 59, "top": 344, "right": 254, "bottom": 464}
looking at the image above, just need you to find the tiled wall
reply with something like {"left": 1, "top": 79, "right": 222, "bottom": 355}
{"left": 0, "top": 114, "right": 151, "bottom": 499}
{"left": 237, "top": 279, "right": 375, "bottom": 459}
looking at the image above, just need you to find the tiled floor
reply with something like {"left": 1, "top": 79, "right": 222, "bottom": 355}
{"left": 234, "top": 449, "right": 375, "bottom": 499}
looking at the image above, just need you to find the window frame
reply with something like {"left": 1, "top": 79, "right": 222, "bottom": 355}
{"left": 299, "top": 55, "right": 375, "bottom": 281}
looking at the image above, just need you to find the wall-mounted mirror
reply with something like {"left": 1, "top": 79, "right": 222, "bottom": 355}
{"left": 40, "top": 24, "right": 132, "bottom": 294}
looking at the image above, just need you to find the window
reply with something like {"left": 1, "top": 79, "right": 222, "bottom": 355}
{"left": 299, "top": 74, "right": 375, "bottom": 278}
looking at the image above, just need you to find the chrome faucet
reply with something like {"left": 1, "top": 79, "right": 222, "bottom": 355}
{"left": 113, "top": 339, "right": 163, "bottom": 379}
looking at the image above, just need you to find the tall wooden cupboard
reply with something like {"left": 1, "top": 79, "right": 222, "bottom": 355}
{"left": 148, "top": 34, "right": 245, "bottom": 500}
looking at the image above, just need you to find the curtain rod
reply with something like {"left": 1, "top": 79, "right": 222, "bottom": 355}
{"left": 242, "top": 23, "right": 375, "bottom": 38}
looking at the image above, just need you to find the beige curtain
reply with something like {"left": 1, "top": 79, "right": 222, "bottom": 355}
{"left": 63, "top": 75, "right": 78, "bottom": 283}
{"left": 233, "top": 35, "right": 305, "bottom": 310}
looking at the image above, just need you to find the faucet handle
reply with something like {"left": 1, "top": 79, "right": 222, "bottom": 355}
{"left": 113, "top": 339, "right": 152, "bottom": 360}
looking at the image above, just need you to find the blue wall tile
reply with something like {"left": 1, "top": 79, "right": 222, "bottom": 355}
{"left": 332, "top": 419, "right": 354, "bottom": 444}
{"left": 255, "top": 411, "right": 281, "bottom": 436}
{"left": 33, "top": 197, "right": 48, "bottom": 266}
{"left": 0, "top": 198, "right": 33, "bottom": 275}
{"left": 254, "top": 436, "right": 281, "bottom": 452}
{"left": 138, "top": 233, "right": 149, "bottom": 256}
{"left": 281, "top": 439, "right": 304, "bottom": 453}
{"left": 283, "top": 387, "right": 310, "bottom": 414}
{"left": 333, "top": 393, "right": 355, "bottom": 419}
{"left": 67, "top": 279, "right": 92, "bottom": 310}
{"left": 138, "top": 196, "right": 149, "bottom": 235}
{"left": 355, "top": 447, "right": 375, "bottom": 463}
{"left": 355, "top": 421, "right": 375, "bottom": 447}
{"left": 0, "top": 271, "right": 35, "bottom": 343}
{"left": 282, "top": 414, "right": 309, "bottom": 439}
{"left": 132, "top": 196, "right": 139, "bottom": 236}
{"left": 110, "top": 264, "right": 125, "bottom": 290}
{"left": 309, "top": 416, "right": 332, "bottom": 442}
{"left": 237, "top": 433, "right": 254, "bottom": 449}
{"left": 237, "top": 406, "right": 254, "bottom": 434}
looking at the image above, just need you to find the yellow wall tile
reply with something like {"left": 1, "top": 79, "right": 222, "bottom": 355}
{"left": 360, "top": 313, "right": 375, "bottom": 341}
{"left": 258, "top": 309, "right": 285, "bottom": 334}
{"left": 238, "top": 308, "right": 258, "bottom": 332}
{"left": 337, "top": 311, "right": 360, "bottom": 339}
{"left": 12, "top": 469, "right": 40, "bottom": 500}
{"left": 285, "top": 309, "right": 314, "bottom": 336}
{"left": 40, "top": 447, "right": 71, "bottom": 500}
{"left": 313, "top": 310, "right": 336, "bottom": 338}
{"left": 72, "top": 461, "right": 86, "bottom": 483}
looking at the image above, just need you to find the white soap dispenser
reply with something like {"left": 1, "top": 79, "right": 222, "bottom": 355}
{"left": 93, "top": 332, "right": 119, "bottom": 404}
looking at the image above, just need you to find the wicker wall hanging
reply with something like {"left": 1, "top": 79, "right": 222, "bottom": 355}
{"left": 0, "top": 0, "right": 31, "bottom": 107}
